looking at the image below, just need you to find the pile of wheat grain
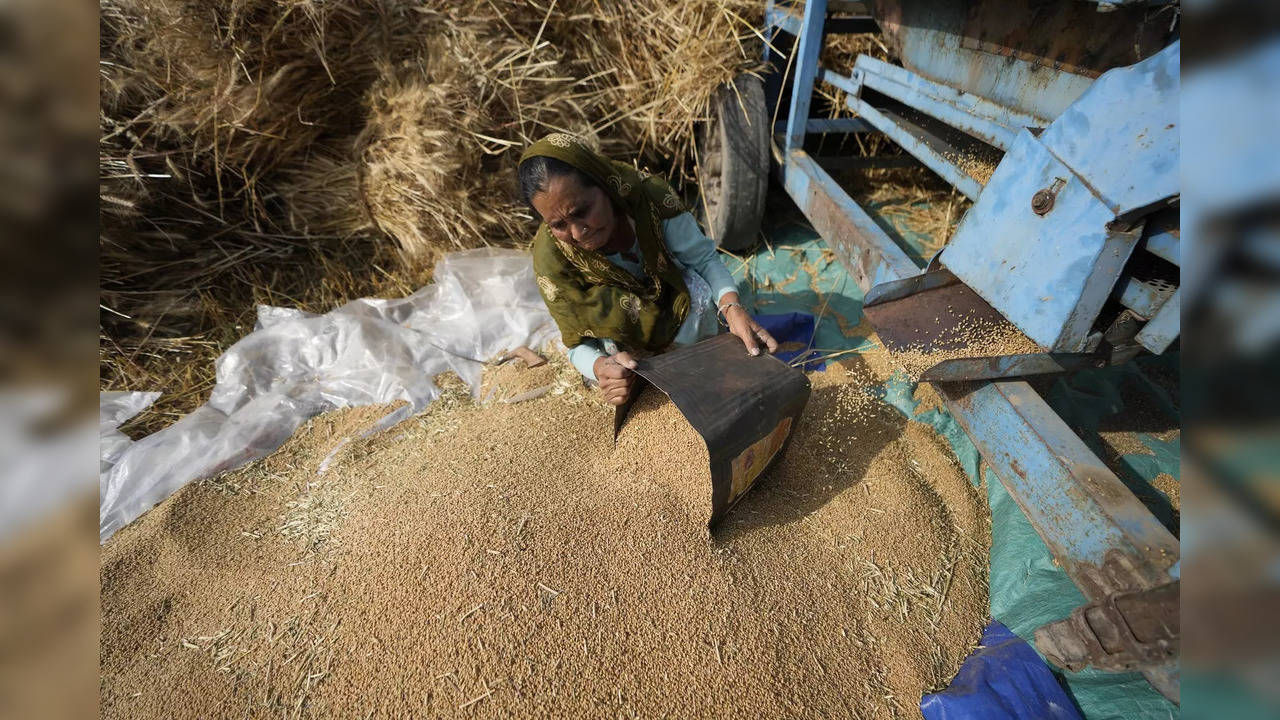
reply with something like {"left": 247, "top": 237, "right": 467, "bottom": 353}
{"left": 101, "top": 356, "right": 990, "bottom": 718}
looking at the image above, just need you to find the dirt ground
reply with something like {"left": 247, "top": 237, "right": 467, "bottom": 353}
{"left": 101, "top": 354, "right": 990, "bottom": 719}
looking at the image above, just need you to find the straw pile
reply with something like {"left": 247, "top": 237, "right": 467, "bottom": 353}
{"left": 101, "top": 357, "right": 990, "bottom": 719}
{"left": 101, "top": 0, "right": 764, "bottom": 431}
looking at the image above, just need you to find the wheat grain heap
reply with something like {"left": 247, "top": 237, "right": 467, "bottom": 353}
{"left": 101, "top": 355, "right": 990, "bottom": 719}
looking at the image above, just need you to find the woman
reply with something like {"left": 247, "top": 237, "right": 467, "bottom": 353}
{"left": 518, "top": 133, "right": 777, "bottom": 406}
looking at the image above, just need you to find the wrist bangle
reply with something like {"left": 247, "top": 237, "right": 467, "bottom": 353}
{"left": 717, "top": 301, "right": 744, "bottom": 327}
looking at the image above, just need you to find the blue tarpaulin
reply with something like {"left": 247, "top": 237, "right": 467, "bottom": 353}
{"left": 753, "top": 311, "right": 826, "bottom": 370}
{"left": 921, "top": 621, "right": 1083, "bottom": 720}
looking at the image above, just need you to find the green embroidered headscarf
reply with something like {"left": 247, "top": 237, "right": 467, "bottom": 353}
{"left": 522, "top": 133, "right": 691, "bottom": 351}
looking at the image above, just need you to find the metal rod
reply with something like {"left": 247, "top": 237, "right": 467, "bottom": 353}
{"left": 784, "top": 0, "right": 828, "bottom": 154}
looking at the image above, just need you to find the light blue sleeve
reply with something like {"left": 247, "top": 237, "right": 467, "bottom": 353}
{"left": 566, "top": 339, "right": 607, "bottom": 382}
{"left": 662, "top": 212, "right": 739, "bottom": 303}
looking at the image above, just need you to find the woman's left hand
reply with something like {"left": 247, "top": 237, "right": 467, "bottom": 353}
{"left": 720, "top": 294, "right": 778, "bottom": 356}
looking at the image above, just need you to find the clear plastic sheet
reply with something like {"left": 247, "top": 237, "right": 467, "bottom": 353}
{"left": 99, "top": 390, "right": 161, "bottom": 475}
{"left": 100, "top": 249, "right": 558, "bottom": 542}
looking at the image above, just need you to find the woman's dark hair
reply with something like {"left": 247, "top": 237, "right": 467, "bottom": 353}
{"left": 518, "top": 156, "right": 599, "bottom": 215}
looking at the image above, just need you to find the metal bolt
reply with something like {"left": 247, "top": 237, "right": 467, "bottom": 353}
{"left": 1031, "top": 189, "right": 1055, "bottom": 215}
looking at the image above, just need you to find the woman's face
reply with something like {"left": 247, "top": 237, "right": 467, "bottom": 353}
{"left": 531, "top": 174, "right": 617, "bottom": 252}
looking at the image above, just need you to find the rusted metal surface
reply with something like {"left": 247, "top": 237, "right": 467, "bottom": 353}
{"left": 1036, "top": 572, "right": 1180, "bottom": 703}
{"left": 872, "top": 0, "right": 1098, "bottom": 120}
{"left": 862, "top": 272, "right": 1027, "bottom": 354}
{"left": 939, "top": 380, "right": 1180, "bottom": 598}
{"left": 961, "top": 0, "right": 1175, "bottom": 79}
{"left": 776, "top": 147, "right": 919, "bottom": 291}
{"left": 921, "top": 352, "right": 1105, "bottom": 382}
{"left": 1031, "top": 177, "right": 1066, "bottom": 215}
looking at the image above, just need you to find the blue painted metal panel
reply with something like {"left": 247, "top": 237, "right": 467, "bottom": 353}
{"left": 939, "top": 129, "right": 1140, "bottom": 350}
{"left": 1037, "top": 43, "right": 1180, "bottom": 221}
{"left": 783, "top": 0, "right": 827, "bottom": 154}
{"left": 853, "top": 55, "right": 1047, "bottom": 150}
{"left": 1113, "top": 277, "right": 1175, "bottom": 320}
{"left": 1141, "top": 223, "right": 1179, "bottom": 267}
{"left": 939, "top": 380, "right": 1179, "bottom": 596}
{"left": 886, "top": 3, "right": 1096, "bottom": 121}
{"left": 776, "top": 148, "right": 920, "bottom": 289}
{"left": 1135, "top": 288, "right": 1179, "bottom": 353}
{"left": 847, "top": 96, "right": 985, "bottom": 201}
{"left": 816, "top": 66, "right": 861, "bottom": 96}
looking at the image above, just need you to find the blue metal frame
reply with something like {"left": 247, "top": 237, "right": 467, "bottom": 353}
{"left": 783, "top": 0, "right": 827, "bottom": 154}
{"left": 764, "top": 3, "right": 804, "bottom": 39}
{"left": 849, "top": 55, "right": 1048, "bottom": 150}
{"left": 816, "top": 66, "right": 860, "bottom": 95}
{"left": 810, "top": 56, "right": 1048, "bottom": 201}
{"left": 844, "top": 95, "right": 986, "bottom": 200}
{"left": 774, "top": 132, "right": 1182, "bottom": 601}
{"left": 776, "top": 148, "right": 919, "bottom": 289}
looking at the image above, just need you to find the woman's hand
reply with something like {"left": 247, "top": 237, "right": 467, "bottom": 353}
{"left": 594, "top": 351, "right": 639, "bottom": 406}
{"left": 720, "top": 294, "right": 778, "bottom": 356}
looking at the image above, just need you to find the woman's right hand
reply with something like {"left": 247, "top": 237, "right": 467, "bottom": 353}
{"left": 594, "top": 352, "right": 638, "bottom": 406}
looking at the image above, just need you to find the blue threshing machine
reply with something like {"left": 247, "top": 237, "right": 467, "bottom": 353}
{"left": 704, "top": 0, "right": 1182, "bottom": 703}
